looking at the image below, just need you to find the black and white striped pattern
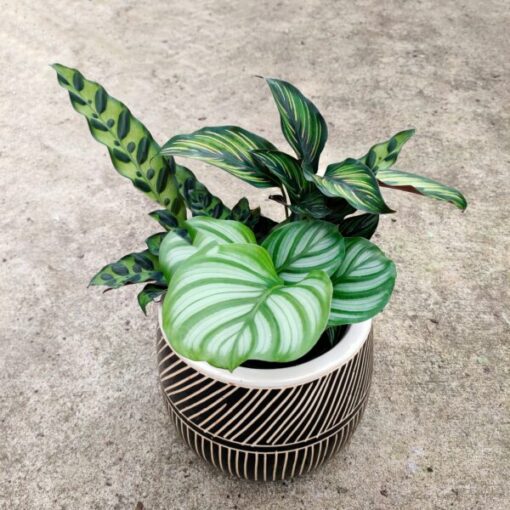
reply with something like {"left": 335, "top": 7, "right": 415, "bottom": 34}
{"left": 157, "top": 329, "right": 373, "bottom": 480}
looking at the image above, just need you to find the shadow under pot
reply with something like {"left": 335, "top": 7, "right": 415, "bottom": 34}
{"left": 157, "top": 308, "right": 373, "bottom": 481}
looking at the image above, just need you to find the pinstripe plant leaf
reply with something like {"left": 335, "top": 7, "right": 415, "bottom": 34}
{"left": 158, "top": 217, "right": 257, "bottom": 280}
{"left": 377, "top": 169, "right": 467, "bottom": 210}
{"left": 51, "top": 64, "right": 185, "bottom": 220}
{"left": 266, "top": 78, "right": 328, "bottom": 171}
{"left": 162, "top": 244, "right": 333, "bottom": 370}
{"left": 262, "top": 220, "right": 344, "bottom": 283}
{"left": 360, "top": 129, "right": 415, "bottom": 171}
{"left": 307, "top": 159, "right": 393, "bottom": 214}
{"left": 137, "top": 283, "right": 166, "bottom": 315}
{"left": 328, "top": 237, "right": 396, "bottom": 325}
{"left": 337, "top": 213, "right": 380, "bottom": 239}
{"left": 90, "top": 250, "right": 165, "bottom": 289}
{"left": 161, "top": 126, "right": 278, "bottom": 188}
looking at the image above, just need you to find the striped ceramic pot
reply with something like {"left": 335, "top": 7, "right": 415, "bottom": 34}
{"left": 157, "top": 311, "right": 373, "bottom": 481}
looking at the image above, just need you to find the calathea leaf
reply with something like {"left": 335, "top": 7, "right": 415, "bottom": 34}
{"left": 161, "top": 126, "right": 278, "bottom": 188}
{"left": 162, "top": 244, "right": 333, "bottom": 370}
{"left": 265, "top": 78, "right": 328, "bottom": 171}
{"left": 376, "top": 169, "right": 467, "bottom": 210}
{"left": 262, "top": 220, "right": 344, "bottom": 283}
{"left": 337, "top": 213, "right": 379, "bottom": 239}
{"left": 328, "top": 237, "right": 396, "bottom": 325}
{"left": 90, "top": 250, "right": 165, "bottom": 289}
{"left": 51, "top": 64, "right": 185, "bottom": 219}
{"left": 306, "top": 158, "right": 394, "bottom": 214}
{"left": 228, "top": 197, "right": 261, "bottom": 231}
{"left": 360, "top": 129, "right": 415, "bottom": 172}
{"left": 250, "top": 150, "right": 309, "bottom": 200}
{"left": 289, "top": 189, "right": 330, "bottom": 219}
{"left": 148, "top": 210, "right": 180, "bottom": 231}
{"left": 174, "top": 164, "right": 231, "bottom": 218}
{"left": 137, "top": 283, "right": 166, "bottom": 315}
{"left": 158, "top": 217, "right": 256, "bottom": 280}
{"left": 145, "top": 232, "right": 167, "bottom": 256}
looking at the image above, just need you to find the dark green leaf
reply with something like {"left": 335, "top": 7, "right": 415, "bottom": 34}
{"left": 149, "top": 210, "right": 180, "bottom": 231}
{"left": 137, "top": 283, "right": 166, "bottom": 315}
{"left": 337, "top": 213, "right": 379, "bottom": 239}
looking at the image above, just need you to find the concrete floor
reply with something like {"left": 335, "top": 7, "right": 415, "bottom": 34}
{"left": 1, "top": 0, "right": 509, "bottom": 508}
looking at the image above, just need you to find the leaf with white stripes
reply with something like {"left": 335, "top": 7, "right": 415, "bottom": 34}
{"left": 161, "top": 126, "right": 278, "bottom": 188}
{"left": 162, "top": 244, "right": 333, "bottom": 370}
{"left": 377, "top": 168, "right": 467, "bottom": 210}
{"left": 262, "top": 220, "right": 344, "bottom": 283}
{"left": 337, "top": 213, "right": 379, "bottom": 239}
{"left": 360, "top": 129, "right": 415, "bottom": 172}
{"left": 158, "top": 217, "right": 256, "bottom": 280}
{"left": 307, "top": 158, "right": 394, "bottom": 214}
{"left": 328, "top": 237, "right": 396, "bottom": 325}
{"left": 266, "top": 78, "right": 328, "bottom": 171}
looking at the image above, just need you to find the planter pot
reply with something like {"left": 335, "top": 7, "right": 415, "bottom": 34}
{"left": 157, "top": 308, "right": 373, "bottom": 481}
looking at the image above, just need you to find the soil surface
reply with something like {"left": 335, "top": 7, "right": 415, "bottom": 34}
{"left": 1, "top": 1, "right": 508, "bottom": 509}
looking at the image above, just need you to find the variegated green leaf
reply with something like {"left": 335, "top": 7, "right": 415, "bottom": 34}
{"left": 174, "top": 164, "right": 231, "bottom": 218}
{"left": 377, "top": 169, "right": 467, "bottom": 210}
{"left": 307, "top": 159, "right": 393, "bottom": 214}
{"left": 158, "top": 217, "right": 257, "bottom": 280}
{"left": 262, "top": 220, "right": 344, "bottom": 283}
{"left": 148, "top": 210, "right": 180, "bottom": 231}
{"left": 137, "top": 283, "right": 166, "bottom": 315}
{"left": 161, "top": 126, "right": 277, "bottom": 188}
{"left": 359, "top": 129, "right": 415, "bottom": 172}
{"left": 51, "top": 64, "right": 185, "bottom": 219}
{"left": 328, "top": 237, "right": 396, "bottom": 325}
{"left": 162, "top": 244, "right": 333, "bottom": 370}
{"left": 145, "top": 232, "right": 166, "bottom": 256}
{"left": 337, "top": 213, "right": 379, "bottom": 239}
{"left": 90, "top": 250, "right": 165, "bottom": 289}
{"left": 251, "top": 150, "right": 309, "bottom": 200}
{"left": 266, "top": 78, "right": 328, "bottom": 171}
{"left": 289, "top": 190, "right": 330, "bottom": 219}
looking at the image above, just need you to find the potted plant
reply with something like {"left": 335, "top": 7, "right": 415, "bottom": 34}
{"left": 52, "top": 64, "right": 467, "bottom": 481}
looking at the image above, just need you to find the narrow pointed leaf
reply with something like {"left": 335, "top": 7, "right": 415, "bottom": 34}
{"left": 137, "top": 283, "right": 166, "bottom": 314}
{"left": 360, "top": 129, "right": 415, "bottom": 172}
{"left": 266, "top": 78, "right": 328, "bottom": 170}
{"left": 337, "top": 213, "right": 379, "bottom": 239}
{"left": 90, "top": 250, "right": 165, "bottom": 289}
{"left": 328, "top": 237, "right": 396, "bottom": 325}
{"left": 262, "top": 220, "right": 344, "bottom": 283}
{"left": 308, "top": 158, "right": 393, "bottom": 214}
{"left": 51, "top": 64, "right": 185, "bottom": 219}
{"left": 161, "top": 126, "right": 277, "bottom": 188}
{"left": 145, "top": 232, "right": 167, "bottom": 256}
{"left": 149, "top": 210, "right": 180, "bottom": 231}
{"left": 162, "top": 244, "right": 332, "bottom": 370}
{"left": 377, "top": 169, "right": 467, "bottom": 210}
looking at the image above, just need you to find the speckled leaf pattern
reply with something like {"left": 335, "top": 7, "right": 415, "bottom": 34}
{"left": 328, "top": 237, "right": 396, "bottom": 325}
{"left": 306, "top": 159, "right": 393, "bottom": 214}
{"left": 90, "top": 250, "right": 165, "bottom": 289}
{"left": 149, "top": 210, "right": 180, "bottom": 231}
{"left": 359, "top": 129, "right": 415, "bottom": 172}
{"left": 377, "top": 169, "right": 467, "bottom": 210}
{"left": 51, "top": 64, "right": 185, "bottom": 219}
{"left": 162, "top": 244, "right": 333, "bottom": 370}
{"left": 337, "top": 213, "right": 380, "bottom": 239}
{"left": 145, "top": 232, "right": 167, "bottom": 256}
{"left": 161, "top": 126, "right": 278, "bottom": 188}
{"left": 266, "top": 78, "right": 328, "bottom": 171}
{"left": 262, "top": 221, "right": 345, "bottom": 283}
{"left": 137, "top": 283, "right": 166, "bottom": 314}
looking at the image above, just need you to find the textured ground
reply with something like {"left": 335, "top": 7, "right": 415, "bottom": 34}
{"left": 1, "top": 0, "right": 509, "bottom": 508}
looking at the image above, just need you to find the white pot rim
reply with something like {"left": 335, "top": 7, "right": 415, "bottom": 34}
{"left": 158, "top": 306, "right": 372, "bottom": 389}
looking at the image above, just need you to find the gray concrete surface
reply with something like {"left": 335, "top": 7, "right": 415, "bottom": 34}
{"left": 1, "top": 0, "right": 509, "bottom": 508}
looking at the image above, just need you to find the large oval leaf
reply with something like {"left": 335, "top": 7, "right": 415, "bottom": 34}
{"left": 266, "top": 78, "right": 328, "bottom": 171}
{"left": 377, "top": 168, "right": 467, "bottom": 210}
{"left": 308, "top": 158, "right": 393, "bottom": 214}
{"left": 161, "top": 126, "right": 277, "bottom": 188}
{"left": 262, "top": 220, "right": 344, "bottom": 283}
{"left": 158, "top": 217, "right": 256, "bottom": 280}
{"left": 51, "top": 64, "right": 185, "bottom": 219}
{"left": 162, "top": 244, "right": 332, "bottom": 370}
{"left": 328, "top": 237, "right": 396, "bottom": 325}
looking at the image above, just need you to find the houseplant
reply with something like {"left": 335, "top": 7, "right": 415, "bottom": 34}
{"left": 52, "top": 64, "right": 466, "bottom": 480}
